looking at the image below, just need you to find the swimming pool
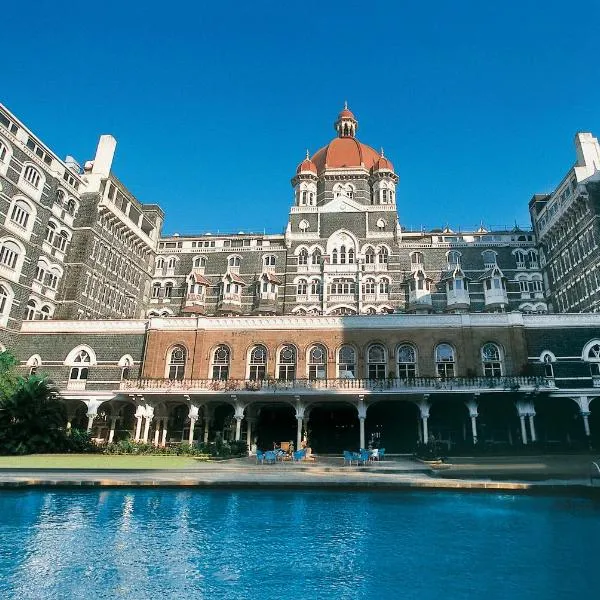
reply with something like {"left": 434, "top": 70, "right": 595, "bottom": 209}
{"left": 1, "top": 489, "right": 598, "bottom": 599}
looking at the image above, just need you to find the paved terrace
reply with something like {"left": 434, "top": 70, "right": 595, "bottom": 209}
{"left": 0, "top": 455, "right": 598, "bottom": 494}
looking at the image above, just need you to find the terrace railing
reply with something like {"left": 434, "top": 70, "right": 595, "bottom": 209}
{"left": 120, "top": 376, "right": 548, "bottom": 394}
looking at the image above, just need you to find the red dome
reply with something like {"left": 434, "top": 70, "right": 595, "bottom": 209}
{"left": 311, "top": 137, "right": 381, "bottom": 173}
{"left": 372, "top": 155, "right": 395, "bottom": 172}
{"left": 338, "top": 107, "right": 356, "bottom": 120}
{"left": 296, "top": 158, "right": 318, "bottom": 175}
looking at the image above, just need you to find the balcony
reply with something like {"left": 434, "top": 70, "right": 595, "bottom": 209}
{"left": 120, "top": 376, "right": 549, "bottom": 395}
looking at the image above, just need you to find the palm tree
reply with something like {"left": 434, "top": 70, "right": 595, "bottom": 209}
{"left": 0, "top": 375, "right": 67, "bottom": 454}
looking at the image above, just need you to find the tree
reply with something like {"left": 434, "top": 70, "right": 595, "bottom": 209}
{"left": 0, "top": 374, "right": 67, "bottom": 455}
{"left": 0, "top": 350, "right": 19, "bottom": 403}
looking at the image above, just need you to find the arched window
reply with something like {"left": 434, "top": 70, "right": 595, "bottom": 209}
{"left": 364, "top": 278, "right": 376, "bottom": 295}
{"left": 164, "top": 282, "right": 174, "bottom": 299}
{"left": 152, "top": 283, "right": 162, "bottom": 298}
{"left": 0, "top": 140, "right": 8, "bottom": 165}
{"left": 54, "top": 230, "right": 69, "bottom": 252}
{"left": 69, "top": 350, "right": 90, "bottom": 380}
{"left": 193, "top": 256, "right": 207, "bottom": 268}
{"left": 228, "top": 256, "right": 241, "bottom": 267}
{"left": 311, "top": 249, "right": 321, "bottom": 265}
{"left": 28, "top": 356, "right": 40, "bottom": 376}
{"left": 66, "top": 198, "right": 77, "bottom": 216}
{"left": 435, "top": 344, "right": 455, "bottom": 379}
{"left": 379, "top": 278, "right": 390, "bottom": 294}
{"left": 167, "top": 346, "right": 186, "bottom": 380}
{"left": 411, "top": 252, "right": 424, "bottom": 266}
{"left": 332, "top": 249, "right": 338, "bottom": 264}
{"left": 482, "top": 250, "right": 497, "bottom": 268}
{"left": 0, "top": 285, "right": 10, "bottom": 316}
{"left": 447, "top": 251, "right": 461, "bottom": 267}
{"left": 481, "top": 343, "right": 503, "bottom": 377}
{"left": 167, "top": 257, "right": 177, "bottom": 269}
{"left": 367, "top": 344, "right": 387, "bottom": 379}
{"left": 298, "top": 249, "right": 308, "bottom": 265}
{"left": 40, "top": 305, "right": 51, "bottom": 320}
{"left": 378, "top": 247, "right": 389, "bottom": 264}
{"left": 120, "top": 356, "right": 132, "bottom": 381}
{"left": 515, "top": 249, "right": 526, "bottom": 268}
{"left": 156, "top": 257, "right": 165, "bottom": 269}
{"left": 25, "top": 299, "right": 37, "bottom": 320}
{"left": 542, "top": 353, "right": 555, "bottom": 378}
{"left": 338, "top": 345, "right": 356, "bottom": 379}
{"left": 278, "top": 345, "right": 296, "bottom": 380}
{"left": 310, "top": 279, "right": 321, "bottom": 296}
{"left": 397, "top": 345, "right": 416, "bottom": 379}
{"left": 264, "top": 255, "right": 276, "bottom": 267}
{"left": 248, "top": 345, "right": 267, "bottom": 380}
{"left": 0, "top": 240, "right": 21, "bottom": 269}
{"left": 365, "top": 247, "right": 375, "bottom": 264}
{"left": 23, "top": 165, "right": 41, "bottom": 188}
{"left": 44, "top": 221, "right": 57, "bottom": 244}
{"left": 297, "top": 279, "right": 308, "bottom": 296}
{"left": 9, "top": 199, "right": 32, "bottom": 229}
{"left": 585, "top": 342, "right": 600, "bottom": 377}
{"left": 307, "top": 344, "right": 327, "bottom": 380}
{"left": 211, "top": 345, "right": 230, "bottom": 380}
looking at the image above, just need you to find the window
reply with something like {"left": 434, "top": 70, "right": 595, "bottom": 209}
{"left": 481, "top": 343, "right": 502, "bottom": 377}
{"left": 25, "top": 299, "right": 37, "bottom": 320}
{"left": 156, "top": 257, "right": 165, "bottom": 270}
{"left": 0, "top": 241, "right": 20, "bottom": 269}
{"left": 364, "top": 278, "right": 376, "bottom": 295}
{"left": 378, "top": 247, "right": 389, "bottom": 264}
{"left": 367, "top": 344, "right": 387, "bottom": 379}
{"left": 40, "top": 305, "right": 51, "bottom": 320}
{"left": 121, "top": 357, "right": 132, "bottom": 381}
{"left": 0, "top": 285, "right": 9, "bottom": 315}
{"left": 22, "top": 165, "right": 41, "bottom": 188}
{"left": 298, "top": 249, "right": 308, "bottom": 265}
{"left": 308, "top": 345, "right": 327, "bottom": 380}
{"left": 193, "top": 256, "right": 206, "bottom": 268}
{"left": 379, "top": 278, "right": 390, "bottom": 295}
{"left": 9, "top": 200, "right": 31, "bottom": 229}
{"left": 310, "top": 279, "right": 321, "bottom": 296}
{"left": 168, "top": 346, "right": 186, "bottom": 380}
{"left": 248, "top": 345, "right": 267, "bottom": 380}
{"left": 515, "top": 249, "right": 526, "bottom": 268}
{"left": 66, "top": 198, "right": 77, "bottom": 216}
{"left": 164, "top": 282, "right": 173, "bottom": 298}
{"left": 338, "top": 345, "right": 356, "bottom": 379}
{"left": 152, "top": 283, "right": 162, "bottom": 298}
{"left": 264, "top": 255, "right": 276, "bottom": 267}
{"left": 311, "top": 250, "right": 321, "bottom": 265}
{"left": 411, "top": 252, "right": 424, "bottom": 266}
{"left": 296, "top": 279, "right": 308, "bottom": 296}
{"left": 278, "top": 345, "right": 297, "bottom": 380}
{"left": 0, "top": 141, "right": 8, "bottom": 164}
{"left": 482, "top": 250, "right": 497, "bottom": 268}
{"left": 44, "top": 270, "right": 59, "bottom": 289}
{"left": 69, "top": 350, "right": 90, "bottom": 380}
{"left": 447, "top": 251, "right": 461, "bottom": 267}
{"left": 211, "top": 345, "right": 230, "bottom": 380}
{"left": 228, "top": 256, "right": 241, "bottom": 267}
{"left": 28, "top": 357, "right": 40, "bottom": 376}
{"left": 365, "top": 247, "right": 375, "bottom": 264}
{"left": 44, "top": 221, "right": 57, "bottom": 244}
{"left": 542, "top": 353, "right": 554, "bottom": 378}
{"left": 397, "top": 345, "right": 416, "bottom": 379}
{"left": 54, "top": 230, "right": 69, "bottom": 252}
{"left": 435, "top": 344, "right": 455, "bottom": 378}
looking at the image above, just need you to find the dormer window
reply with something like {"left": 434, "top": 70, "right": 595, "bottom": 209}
{"left": 482, "top": 250, "right": 497, "bottom": 269}
{"left": 264, "top": 255, "right": 276, "bottom": 267}
{"left": 228, "top": 256, "right": 241, "bottom": 267}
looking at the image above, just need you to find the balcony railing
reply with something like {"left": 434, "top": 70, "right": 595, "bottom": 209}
{"left": 120, "top": 376, "right": 549, "bottom": 393}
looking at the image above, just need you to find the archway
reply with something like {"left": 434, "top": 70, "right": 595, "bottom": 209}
{"left": 308, "top": 403, "right": 358, "bottom": 453}
{"left": 534, "top": 397, "right": 587, "bottom": 449}
{"left": 211, "top": 403, "right": 235, "bottom": 442}
{"left": 477, "top": 394, "right": 520, "bottom": 447}
{"left": 254, "top": 404, "right": 296, "bottom": 451}
{"left": 366, "top": 400, "right": 420, "bottom": 453}
{"left": 428, "top": 397, "right": 471, "bottom": 452}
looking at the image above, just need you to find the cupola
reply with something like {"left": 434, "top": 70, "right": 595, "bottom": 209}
{"left": 334, "top": 102, "right": 357, "bottom": 138}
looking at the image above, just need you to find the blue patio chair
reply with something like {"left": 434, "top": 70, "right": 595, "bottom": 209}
{"left": 378, "top": 448, "right": 386, "bottom": 461}
{"left": 293, "top": 449, "right": 306, "bottom": 462}
{"left": 264, "top": 450, "right": 277, "bottom": 464}
{"left": 256, "top": 450, "right": 265, "bottom": 464}
{"left": 358, "top": 449, "right": 371, "bottom": 466}
{"left": 343, "top": 450, "right": 355, "bottom": 466}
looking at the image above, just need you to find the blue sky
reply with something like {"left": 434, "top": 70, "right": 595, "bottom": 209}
{"left": 3, "top": 0, "right": 600, "bottom": 235}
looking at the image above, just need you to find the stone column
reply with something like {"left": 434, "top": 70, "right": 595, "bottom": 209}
{"left": 359, "top": 417, "right": 366, "bottom": 450}
{"left": 188, "top": 417, "right": 197, "bottom": 445}
{"left": 134, "top": 415, "right": 143, "bottom": 442}
{"left": 246, "top": 418, "right": 254, "bottom": 454}
{"left": 108, "top": 416, "right": 118, "bottom": 443}
{"left": 294, "top": 397, "right": 305, "bottom": 452}
{"left": 422, "top": 415, "right": 429, "bottom": 445}
{"left": 153, "top": 420, "right": 161, "bottom": 446}
{"left": 356, "top": 395, "right": 367, "bottom": 450}
{"left": 582, "top": 412, "right": 591, "bottom": 438}
{"left": 86, "top": 413, "right": 96, "bottom": 433}
{"left": 528, "top": 413, "right": 537, "bottom": 443}
{"left": 519, "top": 415, "right": 528, "bottom": 445}
{"left": 203, "top": 418, "right": 210, "bottom": 443}
{"left": 234, "top": 416, "right": 243, "bottom": 441}
{"left": 419, "top": 396, "right": 430, "bottom": 445}
{"left": 470, "top": 414, "right": 478, "bottom": 444}
{"left": 161, "top": 418, "right": 168, "bottom": 447}
{"left": 142, "top": 408, "right": 153, "bottom": 444}
{"left": 465, "top": 396, "right": 479, "bottom": 445}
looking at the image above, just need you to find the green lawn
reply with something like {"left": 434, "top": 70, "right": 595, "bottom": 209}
{"left": 0, "top": 454, "right": 209, "bottom": 469}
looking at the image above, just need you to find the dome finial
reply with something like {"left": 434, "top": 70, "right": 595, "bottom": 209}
{"left": 380, "top": 147, "right": 385, "bottom": 157}
{"left": 306, "top": 148, "right": 310, "bottom": 160}
{"left": 344, "top": 100, "right": 348, "bottom": 110}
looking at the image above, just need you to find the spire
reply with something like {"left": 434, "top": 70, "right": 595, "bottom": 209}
{"left": 335, "top": 103, "right": 357, "bottom": 138}
{"left": 380, "top": 147, "right": 385, "bottom": 157}
{"left": 306, "top": 148, "right": 310, "bottom": 160}
{"left": 344, "top": 100, "right": 348, "bottom": 110}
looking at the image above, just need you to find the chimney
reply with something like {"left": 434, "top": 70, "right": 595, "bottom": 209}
{"left": 91, "top": 135, "right": 117, "bottom": 178}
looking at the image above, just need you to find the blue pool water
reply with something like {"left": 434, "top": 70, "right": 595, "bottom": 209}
{"left": 0, "top": 490, "right": 599, "bottom": 600}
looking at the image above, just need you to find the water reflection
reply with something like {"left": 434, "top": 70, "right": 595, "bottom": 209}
{"left": 0, "top": 490, "right": 598, "bottom": 599}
